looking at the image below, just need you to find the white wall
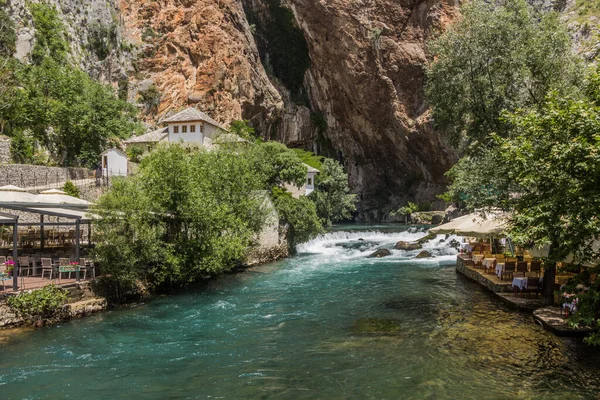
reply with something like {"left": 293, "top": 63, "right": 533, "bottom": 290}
{"left": 102, "top": 150, "right": 128, "bottom": 177}
{"left": 305, "top": 172, "right": 317, "bottom": 195}
{"left": 167, "top": 121, "right": 225, "bottom": 145}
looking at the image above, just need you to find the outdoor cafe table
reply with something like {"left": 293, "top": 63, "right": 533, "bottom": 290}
{"left": 472, "top": 254, "right": 484, "bottom": 263}
{"left": 495, "top": 262, "right": 506, "bottom": 279}
{"left": 512, "top": 277, "right": 529, "bottom": 291}
{"left": 482, "top": 257, "right": 495, "bottom": 272}
{"left": 460, "top": 243, "right": 473, "bottom": 253}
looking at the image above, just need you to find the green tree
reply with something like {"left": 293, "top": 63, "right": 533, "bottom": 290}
{"left": 93, "top": 145, "right": 269, "bottom": 291}
{"left": 29, "top": 2, "right": 69, "bottom": 64}
{"left": 272, "top": 186, "right": 323, "bottom": 245}
{"left": 446, "top": 68, "right": 600, "bottom": 308}
{"left": 426, "top": 0, "right": 581, "bottom": 148}
{"left": 0, "top": 8, "right": 16, "bottom": 57}
{"left": 10, "top": 131, "right": 35, "bottom": 164}
{"left": 309, "top": 158, "right": 356, "bottom": 225}
{"left": 249, "top": 141, "right": 307, "bottom": 188}
{"left": 229, "top": 120, "right": 255, "bottom": 140}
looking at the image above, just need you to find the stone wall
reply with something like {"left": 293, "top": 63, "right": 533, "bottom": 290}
{"left": 0, "top": 164, "right": 94, "bottom": 189}
{"left": 0, "top": 137, "right": 11, "bottom": 164}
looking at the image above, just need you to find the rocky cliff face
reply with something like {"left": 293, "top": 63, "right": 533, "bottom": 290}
{"left": 6, "top": 0, "right": 131, "bottom": 84}
{"left": 118, "top": 0, "right": 283, "bottom": 125}
{"left": 285, "top": 0, "right": 459, "bottom": 219}
{"left": 7, "top": 0, "right": 460, "bottom": 219}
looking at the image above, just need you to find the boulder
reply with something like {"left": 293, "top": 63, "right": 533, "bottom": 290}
{"left": 394, "top": 241, "right": 421, "bottom": 251}
{"left": 416, "top": 250, "right": 432, "bottom": 258}
{"left": 369, "top": 248, "right": 391, "bottom": 258}
{"left": 431, "top": 213, "right": 444, "bottom": 225}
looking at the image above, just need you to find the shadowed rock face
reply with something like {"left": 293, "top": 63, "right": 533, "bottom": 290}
{"left": 286, "top": 0, "right": 458, "bottom": 219}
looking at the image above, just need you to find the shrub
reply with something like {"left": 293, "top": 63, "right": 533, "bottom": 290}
{"left": 0, "top": 8, "right": 16, "bottom": 57}
{"left": 63, "top": 180, "right": 80, "bottom": 198}
{"left": 138, "top": 85, "right": 161, "bottom": 114}
{"left": 127, "top": 146, "right": 144, "bottom": 163}
{"left": 7, "top": 285, "right": 68, "bottom": 323}
{"left": 10, "top": 132, "right": 35, "bottom": 164}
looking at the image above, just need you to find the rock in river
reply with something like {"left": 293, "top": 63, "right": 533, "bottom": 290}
{"left": 394, "top": 241, "right": 421, "bottom": 251}
{"left": 369, "top": 248, "right": 391, "bottom": 258}
{"left": 416, "top": 250, "right": 432, "bottom": 258}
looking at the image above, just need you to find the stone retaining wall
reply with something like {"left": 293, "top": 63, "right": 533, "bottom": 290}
{"left": 456, "top": 257, "right": 513, "bottom": 293}
{"left": 0, "top": 164, "right": 94, "bottom": 189}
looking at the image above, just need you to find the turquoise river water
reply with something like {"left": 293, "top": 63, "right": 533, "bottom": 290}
{"left": 1, "top": 225, "right": 599, "bottom": 399}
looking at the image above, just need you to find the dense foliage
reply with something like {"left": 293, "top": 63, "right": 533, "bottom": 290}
{"left": 309, "top": 158, "right": 356, "bottom": 225}
{"left": 229, "top": 120, "right": 256, "bottom": 141}
{"left": 428, "top": 0, "right": 600, "bottom": 343}
{"left": 0, "top": 2, "right": 141, "bottom": 167}
{"left": 0, "top": 7, "right": 16, "bottom": 57}
{"left": 426, "top": 0, "right": 580, "bottom": 148}
{"left": 8, "top": 285, "right": 67, "bottom": 323}
{"left": 92, "top": 142, "right": 337, "bottom": 292}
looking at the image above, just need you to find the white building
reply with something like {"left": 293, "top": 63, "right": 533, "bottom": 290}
{"left": 100, "top": 148, "right": 128, "bottom": 177}
{"left": 305, "top": 164, "right": 319, "bottom": 195}
{"left": 162, "top": 107, "right": 227, "bottom": 145}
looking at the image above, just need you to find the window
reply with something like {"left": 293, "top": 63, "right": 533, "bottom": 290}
{"left": 173, "top": 126, "right": 179, "bottom": 134}
{"left": 190, "top": 124, "right": 196, "bottom": 133}
{"left": 182, "top": 125, "right": 188, "bottom": 133}
{"left": 200, "top": 122, "right": 205, "bottom": 132}
{"left": 307, "top": 177, "right": 313, "bottom": 186}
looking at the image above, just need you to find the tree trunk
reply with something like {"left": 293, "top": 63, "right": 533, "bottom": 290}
{"left": 542, "top": 261, "right": 556, "bottom": 305}
{"left": 543, "top": 241, "right": 559, "bottom": 305}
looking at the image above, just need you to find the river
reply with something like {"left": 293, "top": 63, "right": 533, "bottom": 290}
{"left": 0, "top": 225, "right": 599, "bottom": 399}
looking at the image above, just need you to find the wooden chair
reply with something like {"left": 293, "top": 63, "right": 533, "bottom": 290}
{"left": 526, "top": 277, "right": 541, "bottom": 297}
{"left": 503, "top": 261, "right": 515, "bottom": 281}
{"left": 516, "top": 261, "right": 528, "bottom": 277}
{"left": 530, "top": 260, "right": 542, "bottom": 277}
{"left": 41, "top": 258, "right": 55, "bottom": 280}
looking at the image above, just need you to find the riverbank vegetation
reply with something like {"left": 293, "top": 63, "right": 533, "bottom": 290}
{"left": 93, "top": 141, "right": 356, "bottom": 294}
{"left": 427, "top": 0, "right": 600, "bottom": 343}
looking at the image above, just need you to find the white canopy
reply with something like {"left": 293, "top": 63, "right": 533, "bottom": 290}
{"left": 0, "top": 186, "right": 89, "bottom": 209}
{"left": 0, "top": 185, "right": 39, "bottom": 204}
{"left": 36, "top": 189, "right": 90, "bottom": 207}
{"left": 430, "top": 212, "right": 507, "bottom": 238}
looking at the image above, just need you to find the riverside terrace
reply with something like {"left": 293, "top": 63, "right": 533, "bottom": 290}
{"left": 0, "top": 186, "right": 96, "bottom": 292}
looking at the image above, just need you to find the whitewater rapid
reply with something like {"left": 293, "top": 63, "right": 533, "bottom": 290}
{"left": 295, "top": 227, "right": 460, "bottom": 265}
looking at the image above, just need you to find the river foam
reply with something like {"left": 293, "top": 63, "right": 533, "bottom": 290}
{"left": 295, "top": 226, "right": 460, "bottom": 265}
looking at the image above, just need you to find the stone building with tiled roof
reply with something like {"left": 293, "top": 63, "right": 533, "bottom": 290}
{"left": 124, "top": 107, "right": 228, "bottom": 152}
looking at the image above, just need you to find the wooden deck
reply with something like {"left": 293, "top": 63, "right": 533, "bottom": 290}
{"left": 456, "top": 255, "right": 548, "bottom": 310}
{"left": 0, "top": 275, "right": 91, "bottom": 293}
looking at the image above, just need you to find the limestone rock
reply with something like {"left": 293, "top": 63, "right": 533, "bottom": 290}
{"left": 416, "top": 250, "right": 432, "bottom": 258}
{"left": 394, "top": 241, "right": 421, "bottom": 251}
{"left": 369, "top": 248, "right": 392, "bottom": 258}
{"left": 119, "top": 0, "right": 283, "bottom": 126}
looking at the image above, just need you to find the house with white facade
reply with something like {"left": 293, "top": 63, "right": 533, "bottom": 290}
{"left": 123, "top": 107, "right": 228, "bottom": 151}
{"left": 100, "top": 148, "right": 128, "bottom": 177}
{"left": 163, "top": 107, "right": 227, "bottom": 145}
